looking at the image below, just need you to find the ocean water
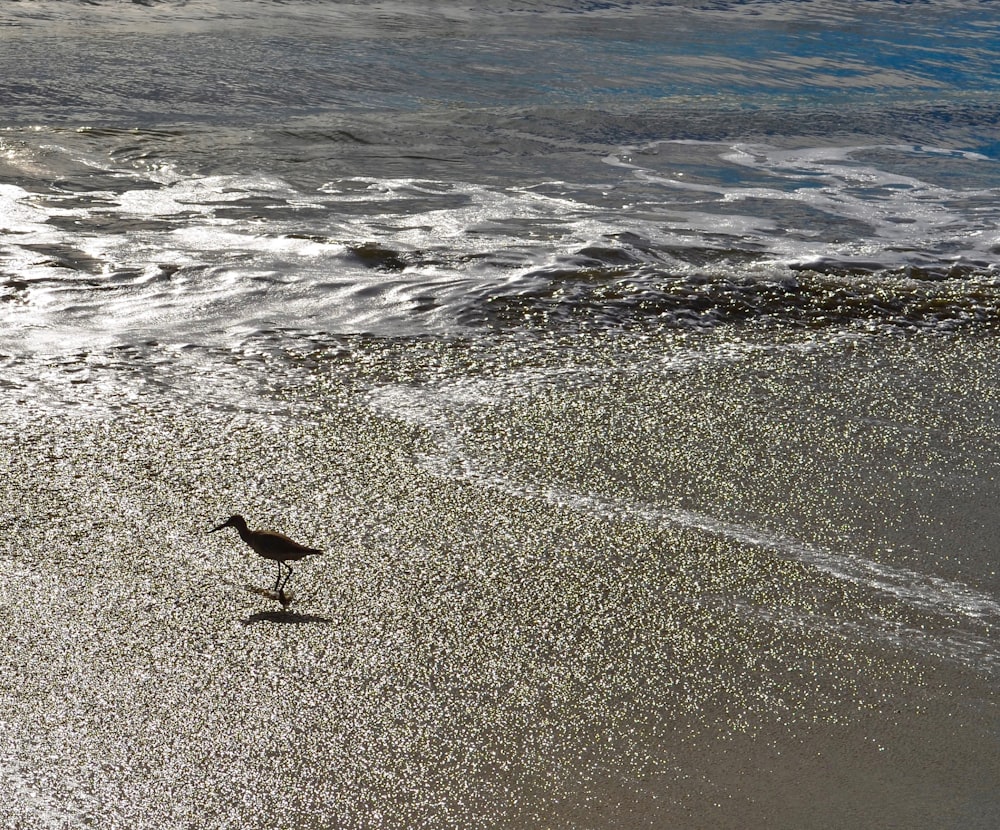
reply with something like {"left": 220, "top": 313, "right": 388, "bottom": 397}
{"left": 2, "top": 1, "right": 999, "bottom": 828}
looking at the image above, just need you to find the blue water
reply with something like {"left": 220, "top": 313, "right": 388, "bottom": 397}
{"left": 5, "top": 2, "right": 1000, "bottom": 122}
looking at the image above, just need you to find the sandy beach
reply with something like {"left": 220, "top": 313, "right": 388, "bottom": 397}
{"left": 2, "top": 328, "right": 997, "bottom": 828}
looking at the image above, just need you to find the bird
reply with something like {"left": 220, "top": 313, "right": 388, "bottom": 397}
{"left": 210, "top": 514, "right": 323, "bottom": 596}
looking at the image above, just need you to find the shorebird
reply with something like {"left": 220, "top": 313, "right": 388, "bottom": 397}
{"left": 210, "top": 514, "right": 323, "bottom": 594}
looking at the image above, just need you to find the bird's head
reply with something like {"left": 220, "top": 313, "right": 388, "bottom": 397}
{"left": 210, "top": 514, "right": 246, "bottom": 533}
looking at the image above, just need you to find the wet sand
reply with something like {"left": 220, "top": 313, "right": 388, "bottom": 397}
{"left": 1, "top": 329, "right": 998, "bottom": 828}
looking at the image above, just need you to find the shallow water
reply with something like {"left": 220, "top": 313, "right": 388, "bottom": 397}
{"left": 2, "top": 0, "right": 999, "bottom": 827}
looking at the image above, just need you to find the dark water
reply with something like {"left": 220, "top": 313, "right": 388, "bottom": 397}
{"left": 2, "top": 1, "right": 999, "bottom": 827}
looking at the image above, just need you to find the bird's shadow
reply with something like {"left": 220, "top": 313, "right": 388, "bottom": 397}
{"left": 238, "top": 584, "right": 334, "bottom": 626}
{"left": 242, "top": 609, "right": 336, "bottom": 626}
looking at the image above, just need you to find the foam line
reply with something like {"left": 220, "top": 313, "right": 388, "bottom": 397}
{"left": 369, "top": 356, "right": 1000, "bottom": 630}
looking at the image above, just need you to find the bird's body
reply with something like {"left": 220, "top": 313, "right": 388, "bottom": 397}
{"left": 210, "top": 514, "right": 323, "bottom": 594}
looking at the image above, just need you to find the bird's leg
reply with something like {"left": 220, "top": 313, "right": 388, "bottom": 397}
{"left": 272, "top": 561, "right": 282, "bottom": 593}
{"left": 275, "top": 563, "right": 291, "bottom": 608}
{"left": 279, "top": 562, "right": 294, "bottom": 592}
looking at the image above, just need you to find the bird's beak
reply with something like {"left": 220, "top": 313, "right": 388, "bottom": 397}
{"left": 209, "top": 519, "right": 229, "bottom": 533}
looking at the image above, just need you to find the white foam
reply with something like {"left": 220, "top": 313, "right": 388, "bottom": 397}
{"left": 0, "top": 183, "right": 67, "bottom": 235}
{"left": 3, "top": 133, "right": 997, "bottom": 372}
{"left": 608, "top": 139, "right": 1000, "bottom": 270}
{"left": 369, "top": 341, "right": 1000, "bottom": 658}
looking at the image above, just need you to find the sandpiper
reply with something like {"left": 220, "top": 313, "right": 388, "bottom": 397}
{"left": 210, "top": 514, "right": 323, "bottom": 594}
